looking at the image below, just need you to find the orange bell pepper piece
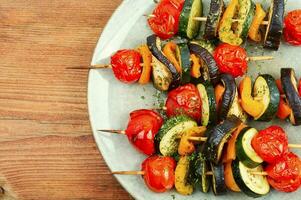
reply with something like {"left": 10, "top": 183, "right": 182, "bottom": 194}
{"left": 224, "top": 162, "right": 241, "bottom": 192}
{"left": 163, "top": 42, "right": 182, "bottom": 73}
{"left": 215, "top": 84, "right": 225, "bottom": 112}
{"left": 239, "top": 76, "right": 265, "bottom": 118}
{"left": 277, "top": 98, "right": 292, "bottom": 120}
{"left": 248, "top": 4, "right": 266, "bottom": 42}
{"left": 137, "top": 44, "right": 152, "bottom": 84}
{"left": 190, "top": 54, "right": 202, "bottom": 78}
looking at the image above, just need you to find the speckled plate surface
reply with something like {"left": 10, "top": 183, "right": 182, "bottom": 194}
{"left": 88, "top": 0, "right": 301, "bottom": 199}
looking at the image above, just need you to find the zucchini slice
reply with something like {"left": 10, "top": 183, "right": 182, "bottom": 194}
{"left": 179, "top": 0, "right": 203, "bottom": 39}
{"left": 281, "top": 68, "right": 301, "bottom": 126}
{"left": 178, "top": 43, "right": 191, "bottom": 84}
{"left": 235, "top": 0, "right": 255, "bottom": 41}
{"left": 219, "top": 74, "right": 237, "bottom": 121}
{"left": 151, "top": 56, "right": 173, "bottom": 91}
{"left": 204, "top": 0, "right": 224, "bottom": 40}
{"left": 236, "top": 127, "right": 263, "bottom": 168}
{"left": 147, "top": 35, "right": 181, "bottom": 90}
{"left": 188, "top": 151, "right": 210, "bottom": 193}
{"left": 190, "top": 39, "right": 216, "bottom": 54}
{"left": 253, "top": 74, "right": 280, "bottom": 121}
{"left": 175, "top": 156, "right": 194, "bottom": 195}
{"left": 197, "top": 84, "right": 210, "bottom": 126}
{"left": 263, "top": 0, "right": 285, "bottom": 50}
{"left": 189, "top": 43, "right": 220, "bottom": 85}
{"left": 210, "top": 163, "right": 227, "bottom": 195}
{"left": 227, "top": 89, "right": 248, "bottom": 122}
{"left": 203, "top": 116, "right": 242, "bottom": 164}
{"left": 232, "top": 160, "right": 270, "bottom": 197}
{"left": 156, "top": 115, "right": 197, "bottom": 156}
{"left": 218, "top": 0, "right": 242, "bottom": 45}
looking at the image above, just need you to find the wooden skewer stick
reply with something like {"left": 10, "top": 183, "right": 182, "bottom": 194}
{"left": 247, "top": 56, "right": 274, "bottom": 61}
{"left": 98, "top": 130, "right": 301, "bottom": 149}
{"left": 68, "top": 63, "right": 155, "bottom": 70}
{"left": 98, "top": 129, "right": 126, "bottom": 134}
{"left": 146, "top": 15, "right": 268, "bottom": 25}
{"left": 112, "top": 170, "right": 267, "bottom": 176}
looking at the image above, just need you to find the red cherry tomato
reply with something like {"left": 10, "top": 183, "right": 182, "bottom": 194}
{"left": 251, "top": 126, "right": 289, "bottom": 163}
{"left": 111, "top": 49, "right": 142, "bottom": 83}
{"left": 166, "top": 83, "right": 202, "bottom": 121}
{"left": 148, "top": 1, "right": 181, "bottom": 39}
{"left": 161, "top": 0, "right": 185, "bottom": 10}
{"left": 142, "top": 155, "right": 176, "bottom": 193}
{"left": 284, "top": 10, "right": 301, "bottom": 46}
{"left": 126, "top": 109, "right": 163, "bottom": 155}
{"left": 266, "top": 152, "right": 301, "bottom": 192}
{"left": 298, "top": 78, "right": 301, "bottom": 97}
{"left": 213, "top": 43, "right": 248, "bottom": 77}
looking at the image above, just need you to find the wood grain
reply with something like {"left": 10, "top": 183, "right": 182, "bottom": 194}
{"left": 0, "top": 0, "right": 132, "bottom": 199}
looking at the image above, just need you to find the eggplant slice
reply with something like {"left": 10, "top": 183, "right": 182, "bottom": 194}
{"left": 203, "top": 116, "right": 242, "bottom": 164}
{"left": 147, "top": 35, "right": 181, "bottom": 90}
{"left": 281, "top": 68, "right": 301, "bottom": 126}
{"left": 263, "top": 0, "right": 285, "bottom": 50}
{"left": 219, "top": 74, "right": 237, "bottom": 121}
{"left": 188, "top": 43, "right": 220, "bottom": 85}
{"left": 210, "top": 163, "right": 227, "bottom": 195}
{"left": 204, "top": 0, "right": 224, "bottom": 40}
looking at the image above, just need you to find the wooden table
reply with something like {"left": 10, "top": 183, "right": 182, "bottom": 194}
{"left": 0, "top": 0, "right": 132, "bottom": 199}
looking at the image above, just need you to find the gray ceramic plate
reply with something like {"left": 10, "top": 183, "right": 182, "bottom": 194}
{"left": 88, "top": 0, "right": 301, "bottom": 199}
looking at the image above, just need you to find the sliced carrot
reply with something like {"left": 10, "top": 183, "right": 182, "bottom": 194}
{"left": 163, "top": 42, "right": 182, "bottom": 73}
{"left": 190, "top": 54, "right": 201, "bottom": 78}
{"left": 214, "top": 84, "right": 225, "bottom": 112}
{"left": 137, "top": 44, "right": 152, "bottom": 84}
{"left": 277, "top": 98, "right": 292, "bottom": 120}
{"left": 223, "top": 123, "right": 246, "bottom": 163}
{"left": 224, "top": 162, "right": 241, "bottom": 192}
{"left": 276, "top": 79, "right": 284, "bottom": 94}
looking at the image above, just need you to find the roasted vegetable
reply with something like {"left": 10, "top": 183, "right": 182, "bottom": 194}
{"left": 253, "top": 74, "right": 280, "bottom": 121}
{"left": 204, "top": 0, "right": 224, "bottom": 40}
{"left": 224, "top": 161, "right": 241, "bottom": 192}
{"left": 179, "top": 0, "right": 203, "bottom": 39}
{"left": 218, "top": 0, "right": 242, "bottom": 45}
{"left": 178, "top": 43, "right": 191, "bottom": 83}
{"left": 137, "top": 44, "right": 152, "bottom": 84}
{"left": 281, "top": 68, "right": 301, "bottom": 125}
{"left": 151, "top": 56, "right": 173, "bottom": 91}
{"left": 248, "top": 3, "right": 266, "bottom": 42}
{"left": 156, "top": 115, "right": 197, "bottom": 156}
{"left": 175, "top": 156, "right": 194, "bottom": 195}
{"left": 263, "top": 0, "right": 285, "bottom": 50}
{"left": 235, "top": 0, "right": 255, "bottom": 41}
{"left": 211, "top": 163, "right": 227, "bottom": 195}
{"left": 203, "top": 116, "right": 242, "bottom": 164}
{"left": 163, "top": 42, "right": 182, "bottom": 73}
{"left": 232, "top": 160, "right": 270, "bottom": 197}
{"left": 189, "top": 43, "right": 220, "bottom": 85}
{"left": 236, "top": 127, "right": 264, "bottom": 168}
{"left": 147, "top": 35, "right": 181, "bottom": 89}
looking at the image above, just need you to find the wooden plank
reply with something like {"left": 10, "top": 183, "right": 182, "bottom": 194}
{"left": 0, "top": 0, "right": 132, "bottom": 199}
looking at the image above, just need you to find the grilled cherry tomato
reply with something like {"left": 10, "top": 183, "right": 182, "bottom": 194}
{"left": 166, "top": 83, "right": 202, "bottom": 121}
{"left": 142, "top": 155, "right": 176, "bottom": 193}
{"left": 266, "top": 152, "right": 301, "bottom": 192}
{"left": 251, "top": 126, "right": 289, "bottom": 163}
{"left": 126, "top": 109, "right": 163, "bottom": 155}
{"left": 213, "top": 43, "right": 248, "bottom": 77}
{"left": 284, "top": 10, "right": 301, "bottom": 46}
{"left": 148, "top": 1, "right": 181, "bottom": 39}
{"left": 162, "top": 0, "right": 185, "bottom": 10}
{"left": 111, "top": 49, "right": 142, "bottom": 83}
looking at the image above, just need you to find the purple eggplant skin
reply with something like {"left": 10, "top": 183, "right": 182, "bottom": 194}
{"left": 204, "top": 0, "right": 224, "bottom": 40}
{"left": 147, "top": 35, "right": 181, "bottom": 90}
{"left": 219, "top": 74, "right": 236, "bottom": 121}
{"left": 281, "top": 68, "right": 301, "bottom": 126}
{"left": 188, "top": 43, "right": 220, "bottom": 85}
{"left": 263, "top": 0, "right": 285, "bottom": 50}
{"left": 210, "top": 162, "right": 227, "bottom": 195}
